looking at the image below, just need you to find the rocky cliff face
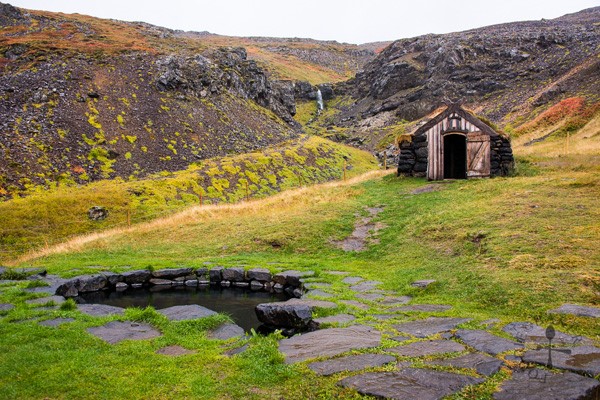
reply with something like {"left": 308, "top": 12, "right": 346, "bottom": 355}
{"left": 335, "top": 7, "right": 600, "bottom": 125}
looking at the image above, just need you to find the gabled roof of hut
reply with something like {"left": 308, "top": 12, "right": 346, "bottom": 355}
{"left": 413, "top": 103, "right": 500, "bottom": 137}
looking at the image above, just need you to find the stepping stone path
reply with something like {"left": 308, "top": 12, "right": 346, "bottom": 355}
{"left": 158, "top": 305, "right": 217, "bottom": 321}
{"left": 208, "top": 323, "right": 245, "bottom": 340}
{"left": 393, "top": 317, "right": 471, "bottom": 338}
{"left": 391, "top": 335, "right": 411, "bottom": 342}
{"left": 339, "top": 368, "right": 484, "bottom": 400}
{"left": 88, "top": 321, "right": 161, "bottom": 344}
{"left": 425, "top": 353, "right": 504, "bottom": 376}
{"left": 77, "top": 304, "right": 125, "bottom": 317}
{"left": 0, "top": 303, "right": 14, "bottom": 312}
{"left": 379, "top": 296, "right": 412, "bottom": 306}
{"left": 313, "top": 313, "right": 355, "bottom": 326}
{"left": 493, "top": 370, "right": 600, "bottom": 400}
{"left": 342, "top": 276, "right": 363, "bottom": 285}
{"left": 455, "top": 329, "right": 523, "bottom": 355}
{"left": 549, "top": 303, "right": 600, "bottom": 318}
{"left": 522, "top": 345, "right": 600, "bottom": 376}
{"left": 156, "top": 345, "right": 196, "bottom": 356}
{"left": 356, "top": 293, "right": 384, "bottom": 301}
{"left": 411, "top": 279, "right": 436, "bottom": 288}
{"left": 26, "top": 295, "right": 65, "bottom": 306}
{"left": 349, "top": 281, "right": 382, "bottom": 292}
{"left": 340, "top": 300, "right": 370, "bottom": 310}
{"left": 392, "top": 304, "right": 452, "bottom": 313}
{"left": 389, "top": 339, "right": 466, "bottom": 357}
{"left": 39, "top": 317, "right": 75, "bottom": 327}
{"left": 324, "top": 271, "right": 350, "bottom": 276}
{"left": 279, "top": 325, "right": 381, "bottom": 364}
{"left": 502, "top": 321, "right": 591, "bottom": 345}
{"left": 308, "top": 353, "right": 396, "bottom": 376}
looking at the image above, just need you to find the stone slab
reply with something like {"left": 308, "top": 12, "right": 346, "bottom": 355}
{"left": 324, "top": 271, "right": 350, "bottom": 276}
{"left": 391, "top": 335, "right": 411, "bottom": 343}
{"left": 156, "top": 345, "right": 196, "bottom": 356}
{"left": 340, "top": 300, "right": 370, "bottom": 310}
{"left": 349, "top": 281, "right": 383, "bottom": 292}
{"left": 425, "top": 353, "right": 504, "bottom": 376}
{"left": 208, "top": 323, "right": 245, "bottom": 340}
{"left": 158, "top": 305, "right": 217, "bottom": 321}
{"left": 0, "top": 303, "right": 14, "bottom": 312}
{"left": 303, "top": 282, "right": 332, "bottom": 290}
{"left": 279, "top": 325, "right": 381, "bottom": 364}
{"left": 392, "top": 304, "right": 451, "bottom": 313}
{"left": 314, "top": 314, "right": 356, "bottom": 325}
{"left": 356, "top": 293, "right": 384, "bottom": 301}
{"left": 393, "top": 317, "right": 471, "bottom": 338}
{"left": 522, "top": 345, "right": 600, "bottom": 376}
{"left": 308, "top": 353, "right": 395, "bottom": 376}
{"left": 493, "top": 370, "right": 600, "bottom": 400}
{"left": 379, "top": 296, "right": 412, "bottom": 306}
{"left": 77, "top": 304, "right": 125, "bottom": 317}
{"left": 455, "top": 329, "right": 523, "bottom": 355}
{"left": 342, "top": 277, "right": 364, "bottom": 284}
{"left": 26, "top": 295, "right": 66, "bottom": 306}
{"left": 39, "top": 317, "right": 75, "bottom": 327}
{"left": 389, "top": 340, "right": 466, "bottom": 357}
{"left": 88, "top": 321, "right": 161, "bottom": 344}
{"left": 502, "top": 322, "right": 592, "bottom": 345}
{"left": 411, "top": 280, "right": 436, "bottom": 288}
{"left": 283, "top": 298, "right": 337, "bottom": 309}
{"left": 549, "top": 304, "right": 600, "bottom": 318}
{"left": 339, "top": 368, "right": 484, "bottom": 400}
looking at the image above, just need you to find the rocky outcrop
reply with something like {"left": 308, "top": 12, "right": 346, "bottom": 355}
{"left": 336, "top": 7, "right": 600, "bottom": 124}
{"left": 155, "top": 47, "right": 298, "bottom": 126}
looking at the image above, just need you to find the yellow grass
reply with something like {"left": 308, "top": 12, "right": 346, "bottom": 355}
{"left": 12, "top": 170, "right": 393, "bottom": 264}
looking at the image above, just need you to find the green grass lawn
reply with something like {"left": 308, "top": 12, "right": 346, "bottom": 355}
{"left": 1, "top": 152, "right": 599, "bottom": 398}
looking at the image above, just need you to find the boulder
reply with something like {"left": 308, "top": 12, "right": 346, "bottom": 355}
{"left": 122, "top": 270, "right": 151, "bottom": 284}
{"left": 209, "top": 267, "right": 223, "bottom": 282}
{"left": 247, "top": 268, "right": 271, "bottom": 282}
{"left": 255, "top": 302, "right": 312, "bottom": 330}
{"left": 76, "top": 275, "right": 108, "bottom": 293}
{"left": 151, "top": 268, "right": 193, "bottom": 280}
{"left": 273, "top": 270, "right": 313, "bottom": 286}
{"left": 222, "top": 267, "right": 245, "bottom": 282}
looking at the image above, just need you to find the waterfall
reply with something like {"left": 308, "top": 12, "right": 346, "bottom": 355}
{"left": 316, "top": 89, "right": 324, "bottom": 112}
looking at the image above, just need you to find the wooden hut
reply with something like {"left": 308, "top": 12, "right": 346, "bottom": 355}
{"left": 397, "top": 104, "right": 514, "bottom": 180}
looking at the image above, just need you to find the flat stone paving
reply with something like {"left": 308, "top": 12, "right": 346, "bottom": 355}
{"left": 308, "top": 353, "right": 396, "bottom": 376}
{"left": 356, "top": 293, "right": 384, "bottom": 301}
{"left": 341, "top": 276, "right": 363, "bottom": 284}
{"left": 77, "top": 304, "right": 125, "bottom": 317}
{"left": 283, "top": 298, "right": 337, "bottom": 309}
{"left": 208, "top": 323, "right": 245, "bottom": 340}
{"left": 339, "top": 368, "right": 484, "bottom": 400}
{"left": 279, "top": 325, "right": 381, "bottom": 364}
{"left": 549, "top": 304, "right": 600, "bottom": 318}
{"left": 455, "top": 329, "right": 523, "bottom": 355}
{"left": 349, "top": 281, "right": 383, "bottom": 292}
{"left": 379, "top": 296, "right": 412, "bottom": 306}
{"left": 158, "top": 305, "right": 217, "bottom": 321}
{"left": 88, "top": 321, "right": 162, "bottom": 344}
{"left": 340, "top": 300, "right": 370, "bottom": 310}
{"left": 389, "top": 339, "right": 466, "bottom": 357}
{"left": 393, "top": 317, "right": 471, "bottom": 338}
{"left": 425, "top": 353, "right": 504, "bottom": 376}
{"left": 306, "top": 289, "right": 334, "bottom": 298}
{"left": 522, "top": 345, "right": 600, "bottom": 376}
{"left": 493, "top": 370, "right": 600, "bottom": 400}
{"left": 391, "top": 304, "right": 452, "bottom": 313}
{"left": 502, "top": 321, "right": 592, "bottom": 345}
{"left": 0, "top": 303, "right": 14, "bottom": 312}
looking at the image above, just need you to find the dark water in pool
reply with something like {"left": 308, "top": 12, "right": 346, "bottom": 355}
{"left": 76, "top": 286, "right": 288, "bottom": 332}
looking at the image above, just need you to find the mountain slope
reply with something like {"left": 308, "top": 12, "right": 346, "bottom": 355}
{"left": 309, "top": 7, "right": 600, "bottom": 150}
{"left": 0, "top": 3, "right": 382, "bottom": 197}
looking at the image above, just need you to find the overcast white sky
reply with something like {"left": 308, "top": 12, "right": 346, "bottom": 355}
{"left": 8, "top": 0, "right": 599, "bottom": 44}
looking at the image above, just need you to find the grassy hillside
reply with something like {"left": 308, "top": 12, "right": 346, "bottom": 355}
{"left": 0, "top": 136, "right": 377, "bottom": 262}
